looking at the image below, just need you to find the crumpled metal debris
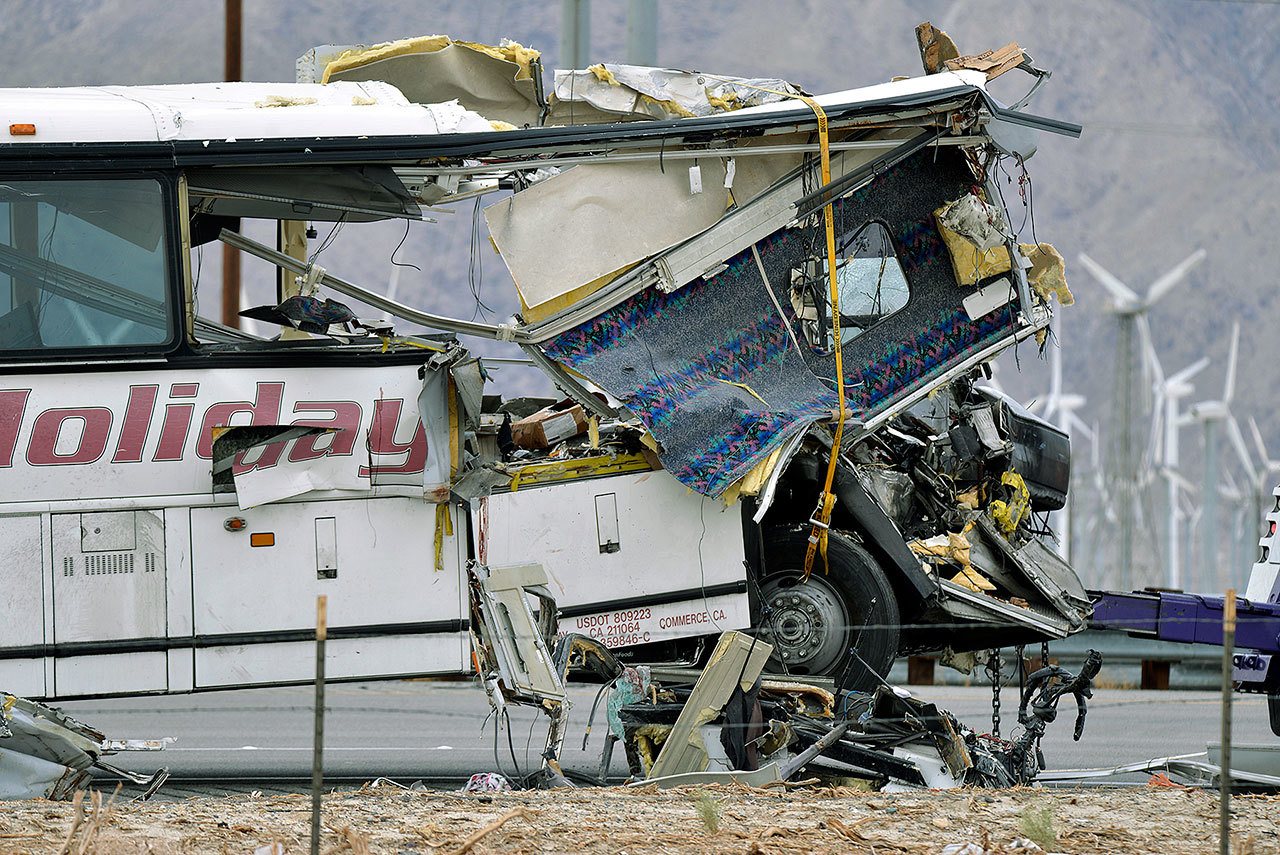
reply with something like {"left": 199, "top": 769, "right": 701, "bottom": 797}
{"left": 615, "top": 634, "right": 1102, "bottom": 792}
{"left": 551, "top": 64, "right": 806, "bottom": 122}
{"left": 0, "top": 692, "right": 170, "bottom": 800}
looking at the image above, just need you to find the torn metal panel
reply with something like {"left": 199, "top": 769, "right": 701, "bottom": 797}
{"left": 485, "top": 154, "right": 798, "bottom": 321}
{"left": 550, "top": 64, "right": 805, "bottom": 122}
{"left": 188, "top": 165, "right": 421, "bottom": 223}
{"left": 231, "top": 445, "right": 366, "bottom": 508}
{"left": 471, "top": 563, "right": 566, "bottom": 703}
{"left": 647, "top": 631, "right": 773, "bottom": 778}
{"left": 938, "top": 578, "right": 1072, "bottom": 637}
{"left": 468, "top": 563, "right": 623, "bottom": 787}
{"left": 1039, "top": 747, "right": 1280, "bottom": 790}
{"left": 213, "top": 426, "right": 366, "bottom": 509}
{"left": 1, "top": 693, "right": 169, "bottom": 800}
{"left": 314, "top": 36, "right": 545, "bottom": 129}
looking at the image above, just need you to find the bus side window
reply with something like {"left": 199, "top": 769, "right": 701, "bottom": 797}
{"left": 0, "top": 178, "right": 173, "bottom": 355}
{"left": 789, "top": 221, "right": 910, "bottom": 351}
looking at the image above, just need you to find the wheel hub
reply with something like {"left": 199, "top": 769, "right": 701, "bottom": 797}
{"left": 761, "top": 577, "right": 850, "bottom": 675}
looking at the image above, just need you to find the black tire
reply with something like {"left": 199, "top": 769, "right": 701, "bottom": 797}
{"left": 757, "top": 528, "right": 900, "bottom": 692}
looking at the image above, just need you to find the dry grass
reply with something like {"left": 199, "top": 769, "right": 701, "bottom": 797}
{"left": 0, "top": 784, "right": 1276, "bottom": 854}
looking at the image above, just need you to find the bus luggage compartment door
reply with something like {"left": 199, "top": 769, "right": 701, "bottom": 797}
{"left": 480, "top": 471, "right": 750, "bottom": 652}
{"left": 189, "top": 497, "right": 466, "bottom": 688}
{"left": 50, "top": 510, "right": 168, "bottom": 697}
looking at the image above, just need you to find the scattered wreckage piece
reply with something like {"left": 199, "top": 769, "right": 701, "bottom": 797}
{"left": 0, "top": 693, "right": 170, "bottom": 800}
{"left": 465, "top": 568, "right": 1099, "bottom": 793}
{"left": 607, "top": 630, "right": 1103, "bottom": 792}
{"left": 467, "top": 561, "right": 624, "bottom": 788}
{"left": 1038, "top": 744, "right": 1280, "bottom": 791}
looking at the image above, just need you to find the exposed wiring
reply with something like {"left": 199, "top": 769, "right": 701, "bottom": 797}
{"left": 390, "top": 218, "right": 421, "bottom": 273}
{"left": 468, "top": 197, "right": 495, "bottom": 320}
{"left": 307, "top": 214, "right": 346, "bottom": 263}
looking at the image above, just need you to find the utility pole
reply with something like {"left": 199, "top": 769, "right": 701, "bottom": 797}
{"left": 561, "top": 0, "right": 591, "bottom": 70}
{"left": 626, "top": 0, "right": 658, "bottom": 66}
{"left": 221, "top": 0, "right": 242, "bottom": 329}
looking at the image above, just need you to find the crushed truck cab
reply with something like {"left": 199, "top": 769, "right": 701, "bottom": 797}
{"left": 0, "top": 31, "right": 1086, "bottom": 701}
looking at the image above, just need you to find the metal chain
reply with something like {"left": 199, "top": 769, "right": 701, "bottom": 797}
{"left": 1015, "top": 644, "right": 1026, "bottom": 718}
{"left": 987, "top": 648, "right": 1002, "bottom": 738}
{"left": 1041, "top": 642, "right": 1051, "bottom": 669}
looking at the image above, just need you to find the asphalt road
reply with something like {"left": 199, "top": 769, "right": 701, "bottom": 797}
{"left": 56, "top": 678, "right": 1276, "bottom": 788}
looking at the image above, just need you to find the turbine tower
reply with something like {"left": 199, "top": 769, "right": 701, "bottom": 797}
{"left": 1077, "top": 248, "right": 1205, "bottom": 589}
{"left": 1139, "top": 315, "right": 1208, "bottom": 591}
{"left": 1188, "top": 321, "right": 1242, "bottom": 592}
{"left": 1038, "top": 313, "right": 1092, "bottom": 563}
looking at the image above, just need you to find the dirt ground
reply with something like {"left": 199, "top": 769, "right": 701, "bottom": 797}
{"left": 1, "top": 783, "right": 1277, "bottom": 855}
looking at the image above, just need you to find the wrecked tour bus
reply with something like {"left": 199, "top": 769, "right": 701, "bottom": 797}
{"left": 0, "top": 31, "right": 1088, "bottom": 703}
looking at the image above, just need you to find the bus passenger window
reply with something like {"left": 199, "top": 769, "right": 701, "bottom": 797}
{"left": 789, "top": 221, "right": 910, "bottom": 350}
{"left": 0, "top": 179, "right": 172, "bottom": 354}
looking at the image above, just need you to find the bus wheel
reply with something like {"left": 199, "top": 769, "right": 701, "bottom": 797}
{"left": 758, "top": 528, "right": 900, "bottom": 691}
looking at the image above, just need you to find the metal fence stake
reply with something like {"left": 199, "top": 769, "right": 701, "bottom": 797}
{"left": 310, "top": 595, "right": 327, "bottom": 855}
{"left": 1220, "top": 588, "right": 1236, "bottom": 855}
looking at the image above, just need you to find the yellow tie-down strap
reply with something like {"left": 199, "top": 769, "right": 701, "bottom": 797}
{"left": 702, "top": 77, "right": 846, "bottom": 577}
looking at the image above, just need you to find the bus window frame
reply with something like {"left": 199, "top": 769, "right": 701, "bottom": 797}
{"left": 0, "top": 170, "right": 186, "bottom": 365}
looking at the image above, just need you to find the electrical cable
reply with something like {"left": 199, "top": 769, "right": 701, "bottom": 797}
{"left": 390, "top": 218, "right": 421, "bottom": 273}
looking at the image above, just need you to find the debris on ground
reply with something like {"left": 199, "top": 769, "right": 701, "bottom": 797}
{"left": 1, "top": 786, "right": 1277, "bottom": 854}
{"left": 0, "top": 693, "right": 170, "bottom": 801}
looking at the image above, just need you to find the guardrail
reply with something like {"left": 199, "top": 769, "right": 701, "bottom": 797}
{"left": 895, "top": 630, "right": 1224, "bottom": 690}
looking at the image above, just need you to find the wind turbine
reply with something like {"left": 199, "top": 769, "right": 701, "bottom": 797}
{"left": 1138, "top": 316, "right": 1209, "bottom": 590}
{"left": 1220, "top": 467, "right": 1257, "bottom": 592}
{"left": 1077, "top": 248, "right": 1206, "bottom": 589}
{"left": 1188, "top": 321, "right": 1244, "bottom": 593}
{"left": 1038, "top": 313, "right": 1093, "bottom": 562}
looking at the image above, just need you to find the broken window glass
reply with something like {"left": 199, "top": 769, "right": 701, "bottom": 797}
{"left": 0, "top": 178, "right": 172, "bottom": 354}
{"left": 789, "top": 220, "right": 910, "bottom": 351}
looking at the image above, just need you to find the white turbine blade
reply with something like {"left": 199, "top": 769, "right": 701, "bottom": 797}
{"left": 1136, "top": 315, "right": 1164, "bottom": 387}
{"left": 1167, "top": 356, "right": 1210, "bottom": 389}
{"left": 1144, "top": 248, "right": 1205, "bottom": 308}
{"left": 1248, "top": 416, "right": 1269, "bottom": 468}
{"left": 1224, "top": 321, "right": 1240, "bottom": 403}
{"left": 1077, "top": 253, "right": 1140, "bottom": 309}
{"left": 1049, "top": 315, "right": 1064, "bottom": 403}
{"left": 1064, "top": 411, "right": 1095, "bottom": 441}
{"left": 387, "top": 265, "right": 402, "bottom": 301}
{"left": 1226, "top": 413, "right": 1255, "bottom": 477}
{"left": 1165, "top": 467, "right": 1197, "bottom": 494}
{"left": 1223, "top": 466, "right": 1240, "bottom": 494}
{"left": 1219, "top": 466, "right": 1245, "bottom": 503}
